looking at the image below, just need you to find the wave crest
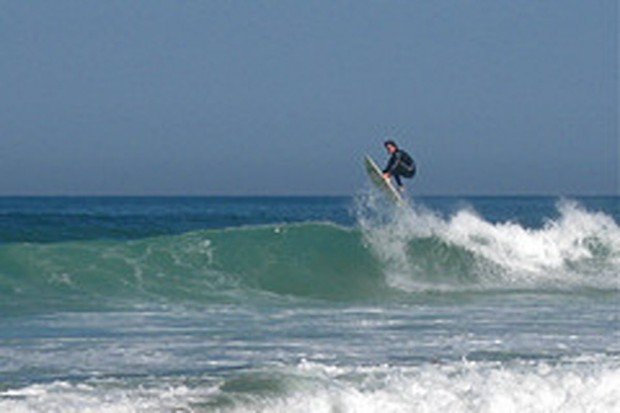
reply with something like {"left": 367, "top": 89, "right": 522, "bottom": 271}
{"left": 356, "top": 196, "right": 620, "bottom": 292}
{"left": 0, "top": 199, "right": 618, "bottom": 312}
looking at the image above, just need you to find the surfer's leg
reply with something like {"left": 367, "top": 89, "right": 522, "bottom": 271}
{"left": 393, "top": 174, "right": 403, "bottom": 188}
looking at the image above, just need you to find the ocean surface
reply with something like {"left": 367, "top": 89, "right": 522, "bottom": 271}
{"left": 0, "top": 194, "right": 618, "bottom": 412}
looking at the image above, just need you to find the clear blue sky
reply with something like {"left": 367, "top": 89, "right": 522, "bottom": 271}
{"left": 1, "top": 1, "right": 618, "bottom": 195}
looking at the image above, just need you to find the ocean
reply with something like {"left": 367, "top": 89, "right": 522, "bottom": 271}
{"left": 0, "top": 195, "right": 618, "bottom": 412}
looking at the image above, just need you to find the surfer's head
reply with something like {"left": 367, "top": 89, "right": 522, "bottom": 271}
{"left": 384, "top": 140, "right": 398, "bottom": 153}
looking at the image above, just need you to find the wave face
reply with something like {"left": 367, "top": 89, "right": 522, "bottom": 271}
{"left": 0, "top": 199, "right": 618, "bottom": 312}
{"left": 0, "top": 223, "right": 386, "bottom": 312}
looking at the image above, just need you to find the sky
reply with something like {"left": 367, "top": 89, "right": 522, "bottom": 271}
{"left": 1, "top": 1, "right": 618, "bottom": 196}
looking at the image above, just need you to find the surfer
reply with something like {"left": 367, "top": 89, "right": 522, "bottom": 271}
{"left": 382, "top": 140, "right": 416, "bottom": 191}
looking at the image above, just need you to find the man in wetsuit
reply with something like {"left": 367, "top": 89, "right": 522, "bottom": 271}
{"left": 382, "top": 140, "right": 416, "bottom": 191}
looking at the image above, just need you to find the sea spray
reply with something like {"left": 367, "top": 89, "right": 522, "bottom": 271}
{"left": 356, "top": 194, "right": 620, "bottom": 291}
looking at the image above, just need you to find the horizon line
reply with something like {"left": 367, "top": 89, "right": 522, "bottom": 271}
{"left": 0, "top": 193, "right": 618, "bottom": 198}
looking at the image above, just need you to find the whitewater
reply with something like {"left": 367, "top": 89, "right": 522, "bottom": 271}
{"left": 0, "top": 196, "right": 618, "bottom": 412}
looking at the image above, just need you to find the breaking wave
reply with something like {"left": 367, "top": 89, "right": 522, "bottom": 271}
{"left": 0, "top": 198, "right": 618, "bottom": 313}
{"left": 1, "top": 357, "right": 619, "bottom": 413}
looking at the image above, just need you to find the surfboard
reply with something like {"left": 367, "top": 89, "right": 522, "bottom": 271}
{"left": 364, "top": 155, "right": 404, "bottom": 204}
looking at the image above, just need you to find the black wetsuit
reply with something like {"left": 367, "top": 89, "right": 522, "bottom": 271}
{"left": 383, "top": 149, "right": 416, "bottom": 187}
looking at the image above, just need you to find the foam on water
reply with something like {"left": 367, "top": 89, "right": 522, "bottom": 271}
{"left": 0, "top": 378, "right": 220, "bottom": 413}
{"left": 357, "top": 195, "right": 620, "bottom": 291}
{"left": 1, "top": 357, "right": 618, "bottom": 413}
{"left": 257, "top": 359, "right": 620, "bottom": 413}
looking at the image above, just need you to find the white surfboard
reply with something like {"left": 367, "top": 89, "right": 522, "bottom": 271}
{"left": 364, "top": 155, "right": 404, "bottom": 204}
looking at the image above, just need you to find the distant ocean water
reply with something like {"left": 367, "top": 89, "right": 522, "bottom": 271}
{"left": 0, "top": 195, "right": 618, "bottom": 412}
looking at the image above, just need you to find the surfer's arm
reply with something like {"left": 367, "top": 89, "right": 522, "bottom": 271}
{"left": 382, "top": 153, "right": 400, "bottom": 175}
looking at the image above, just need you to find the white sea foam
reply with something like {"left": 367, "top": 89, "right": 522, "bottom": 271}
{"left": 2, "top": 358, "right": 618, "bottom": 413}
{"left": 227, "top": 358, "right": 620, "bottom": 413}
{"left": 356, "top": 195, "right": 620, "bottom": 291}
{"left": 441, "top": 201, "right": 620, "bottom": 280}
{"left": 0, "top": 378, "right": 219, "bottom": 413}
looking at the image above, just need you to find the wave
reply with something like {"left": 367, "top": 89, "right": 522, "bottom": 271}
{"left": 356, "top": 196, "right": 620, "bottom": 292}
{"left": 1, "top": 357, "right": 619, "bottom": 412}
{"left": 0, "top": 199, "right": 618, "bottom": 312}
{"left": 0, "top": 223, "right": 388, "bottom": 313}
{"left": 219, "top": 358, "right": 620, "bottom": 413}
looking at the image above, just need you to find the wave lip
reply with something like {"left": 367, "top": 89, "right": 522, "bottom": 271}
{"left": 357, "top": 197, "right": 620, "bottom": 292}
